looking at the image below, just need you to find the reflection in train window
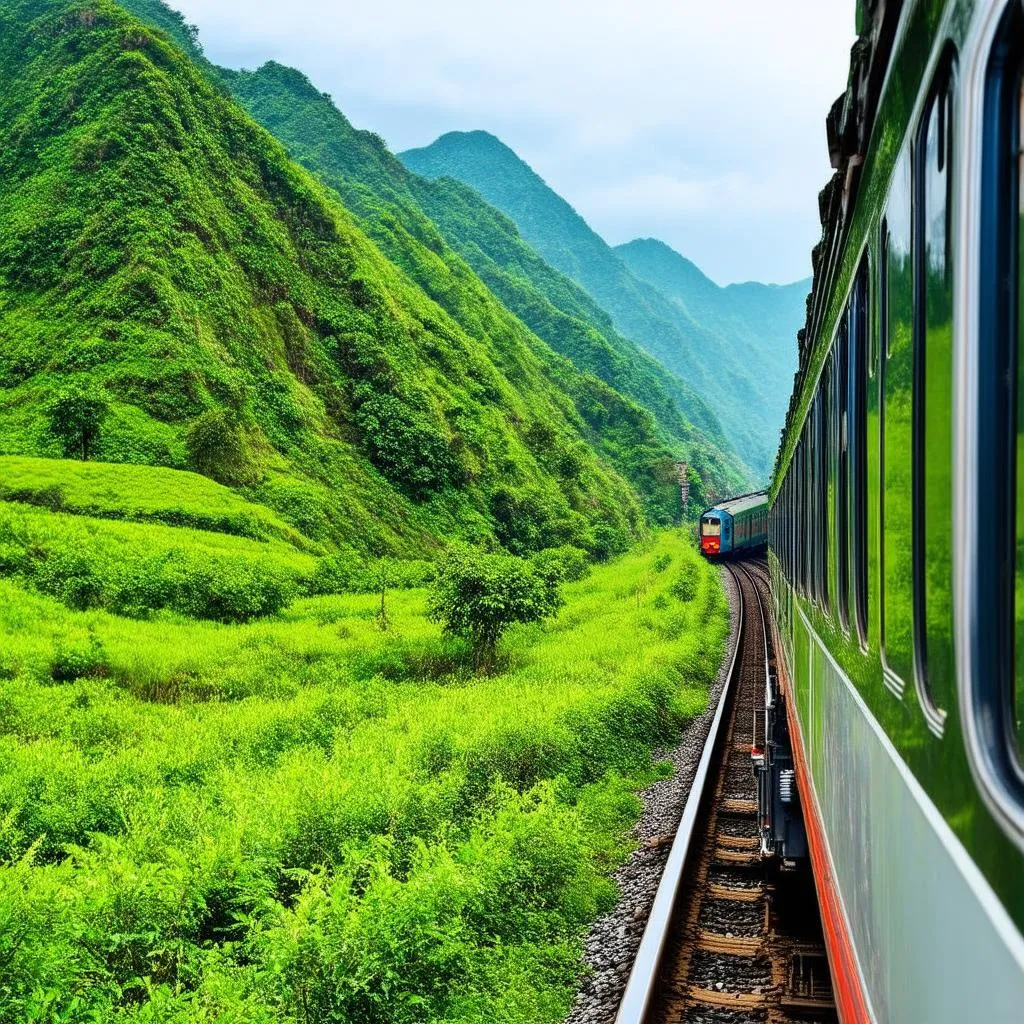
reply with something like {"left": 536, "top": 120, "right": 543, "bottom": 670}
{"left": 1014, "top": 61, "right": 1024, "bottom": 764}
{"left": 850, "top": 258, "right": 869, "bottom": 646}
{"left": 882, "top": 149, "right": 914, "bottom": 695}
{"left": 915, "top": 64, "right": 955, "bottom": 732}
{"left": 836, "top": 322, "right": 850, "bottom": 633}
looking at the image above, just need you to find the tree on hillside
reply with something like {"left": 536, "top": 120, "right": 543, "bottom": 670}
{"left": 45, "top": 385, "right": 109, "bottom": 461}
{"left": 185, "top": 409, "right": 258, "bottom": 485}
{"left": 428, "top": 544, "right": 563, "bottom": 671}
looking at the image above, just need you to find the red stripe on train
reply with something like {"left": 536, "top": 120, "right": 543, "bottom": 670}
{"left": 778, "top": 657, "right": 873, "bottom": 1024}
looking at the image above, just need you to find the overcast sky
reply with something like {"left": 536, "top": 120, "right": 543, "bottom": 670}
{"left": 172, "top": 0, "right": 855, "bottom": 285}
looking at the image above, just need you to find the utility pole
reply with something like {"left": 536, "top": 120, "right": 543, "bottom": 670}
{"left": 674, "top": 461, "right": 689, "bottom": 517}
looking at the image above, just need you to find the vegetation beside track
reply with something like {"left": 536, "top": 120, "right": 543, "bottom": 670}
{"left": 0, "top": 491, "right": 728, "bottom": 1023}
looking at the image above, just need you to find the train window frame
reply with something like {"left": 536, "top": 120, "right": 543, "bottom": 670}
{"left": 970, "top": 0, "right": 1024, "bottom": 848}
{"left": 836, "top": 314, "right": 851, "bottom": 634}
{"left": 912, "top": 54, "right": 957, "bottom": 737}
{"left": 880, "top": 142, "right": 914, "bottom": 701}
{"left": 850, "top": 256, "right": 870, "bottom": 648}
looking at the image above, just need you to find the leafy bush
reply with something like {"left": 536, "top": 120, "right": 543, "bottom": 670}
{"left": 0, "top": 504, "right": 303, "bottom": 622}
{"left": 531, "top": 545, "right": 590, "bottom": 583}
{"left": 184, "top": 409, "right": 260, "bottom": 485}
{"left": 50, "top": 629, "right": 108, "bottom": 681}
{"left": 671, "top": 559, "right": 701, "bottom": 602}
{"left": 429, "top": 544, "right": 563, "bottom": 669}
{"left": 44, "top": 383, "right": 109, "bottom": 460}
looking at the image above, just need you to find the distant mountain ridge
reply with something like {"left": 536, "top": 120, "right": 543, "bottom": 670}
{"left": 401, "top": 131, "right": 807, "bottom": 481}
{"left": 614, "top": 238, "right": 807, "bottom": 464}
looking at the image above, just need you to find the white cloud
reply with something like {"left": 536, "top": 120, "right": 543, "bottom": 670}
{"left": 170, "top": 0, "right": 854, "bottom": 282}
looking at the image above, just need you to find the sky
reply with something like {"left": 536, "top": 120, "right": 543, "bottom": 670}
{"left": 171, "top": 0, "right": 855, "bottom": 285}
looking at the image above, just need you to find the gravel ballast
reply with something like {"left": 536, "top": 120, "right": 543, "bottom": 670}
{"left": 564, "top": 568, "right": 740, "bottom": 1024}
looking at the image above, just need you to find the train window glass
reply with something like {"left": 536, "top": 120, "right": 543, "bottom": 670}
{"left": 837, "top": 315, "right": 850, "bottom": 632}
{"left": 701, "top": 517, "right": 721, "bottom": 537}
{"left": 914, "top": 62, "right": 956, "bottom": 733}
{"left": 823, "top": 355, "right": 836, "bottom": 616}
{"left": 819, "top": 386, "right": 830, "bottom": 612}
{"left": 882, "top": 147, "right": 914, "bottom": 694}
{"left": 1013, "top": 52, "right": 1024, "bottom": 763}
{"left": 851, "top": 257, "right": 869, "bottom": 646}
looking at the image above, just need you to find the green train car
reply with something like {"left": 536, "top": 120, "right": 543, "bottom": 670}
{"left": 767, "top": 1, "right": 1024, "bottom": 1020}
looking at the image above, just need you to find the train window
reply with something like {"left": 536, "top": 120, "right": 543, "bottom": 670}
{"left": 850, "top": 257, "right": 869, "bottom": 646}
{"left": 881, "top": 147, "right": 913, "bottom": 696}
{"left": 836, "top": 323, "right": 850, "bottom": 633}
{"left": 822, "top": 355, "right": 836, "bottom": 617}
{"left": 974, "top": 0, "right": 1024, "bottom": 843}
{"left": 1014, "top": 59, "right": 1022, "bottom": 765}
{"left": 914, "top": 60, "right": 956, "bottom": 734}
{"left": 818, "top": 382, "right": 830, "bottom": 613}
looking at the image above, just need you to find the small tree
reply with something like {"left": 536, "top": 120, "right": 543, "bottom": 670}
{"left": 185, "top": 409, "right": 256, "bottom": 485}
{"left": 45, "top": 385, "right": 109, "bottom": 460}
{"left": 428, "top": 545, "right": 563, "bottom": 671}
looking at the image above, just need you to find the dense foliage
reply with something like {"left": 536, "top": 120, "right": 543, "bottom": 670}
{"left": 0, "top": 4, "right": 743, "bottom": 1021}
{"left": 0, "top": 495, "right": 728, "bottom": 1021}
{"left": 428, "top": 544, "right": 563, "bottom": 668}
{"left": 0, "top": 0, "right": 645, "bottom": 558}
{"left": 401, "top": 132, "right": 807, "bottom": 482}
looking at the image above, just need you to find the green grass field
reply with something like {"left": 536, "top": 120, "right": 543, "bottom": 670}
{"left": 0, "top": 465, "right": 728, "bottom": 1023}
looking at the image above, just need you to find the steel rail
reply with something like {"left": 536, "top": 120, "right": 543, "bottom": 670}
{"left": 613, "top": 563, "right": 747, "bottom": 1024}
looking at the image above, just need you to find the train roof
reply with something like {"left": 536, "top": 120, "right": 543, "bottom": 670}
{"left": 703, "top": 491, "right": 768, "bottom": 518}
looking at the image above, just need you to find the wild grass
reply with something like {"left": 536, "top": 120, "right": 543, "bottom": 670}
{"left": 0, "top": 528, "right": 727, "bottom": 1023}
{"left": 0, "top": 455, "right": 315, "bottom": 548}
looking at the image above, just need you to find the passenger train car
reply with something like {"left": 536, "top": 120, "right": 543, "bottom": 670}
{"left": 766, "top": 0, "right": 1024, "bottom": 1020}
{"left": 699, "top": 492, "right": 768, "bottom": 558}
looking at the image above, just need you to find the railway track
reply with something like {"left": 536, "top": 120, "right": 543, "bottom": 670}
{"left": 616, "top": 560, "right": 836, "bottom": 1024}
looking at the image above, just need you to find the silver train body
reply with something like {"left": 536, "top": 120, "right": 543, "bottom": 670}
{"left": 767, "top": 0, "right": 1024, "bottom": 1020}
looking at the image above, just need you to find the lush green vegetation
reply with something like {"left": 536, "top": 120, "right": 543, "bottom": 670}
{"left": 0, "top": 4, "right": 741, "bottom": 1020}
{"left": 0, "top": 0, "right": 650, "bottom": 559}
{"left": 214, "top": 61, "right": 748, "bottom": 517}
{"left": 0, "top": 523, "right": 727, "bottom": 1022}
{"left": 401, "top": 133, "right": 807, "bottom": 483}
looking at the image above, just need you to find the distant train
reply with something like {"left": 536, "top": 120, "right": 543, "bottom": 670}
{"left": 699, "top": 491, "right": 768, "bottom": 558}
{"left": 764, "top": 1, "right": 1024, "bottom": 1021}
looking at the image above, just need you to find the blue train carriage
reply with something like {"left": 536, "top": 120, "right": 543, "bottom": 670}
{"left": 699, "top": 491, "right": 768, "bottom": 559}
{"left": 764, "top": 1, "right": 1024, "bottom": 1021}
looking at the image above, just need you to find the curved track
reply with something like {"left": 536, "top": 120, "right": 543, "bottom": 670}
{"left": 616, "top": 559, "right": 836, "bottom": 1024}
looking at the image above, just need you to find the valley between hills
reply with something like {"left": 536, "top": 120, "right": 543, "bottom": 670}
{"left": 0, "top": 1, "right": 807, "bottom": 1021}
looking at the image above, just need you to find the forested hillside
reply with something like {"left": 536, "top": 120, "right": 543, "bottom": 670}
{"left": 0, "top": 3, "right": 742, "bottom": 1022}
{"left": 0, "top": 0, "right": 668, "bottom": 559}
{"left": 401, "top": 132, "right": 807, "bottom": 481}
{"left": 615, "top": 239, "right": 807, "bottom": 474}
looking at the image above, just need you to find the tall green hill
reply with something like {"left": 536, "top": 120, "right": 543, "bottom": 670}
{"left": 108, "top": 1, "right": 750, "bottom": 518}
{"left": 615, "top": 238, "right": 807, "bottom": 473}
{"left": 0, "top": 0, "right": 657, "bottom": 558}
{"left": 400, "top": 131, "right": 806, "bottom": 481}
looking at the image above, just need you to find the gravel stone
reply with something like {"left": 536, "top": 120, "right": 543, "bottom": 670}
{"left": 564, "top": 568, "right": 740, "bottom": 1024}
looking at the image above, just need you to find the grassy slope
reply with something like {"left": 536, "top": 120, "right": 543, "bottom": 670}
{"left": 213, "top": 60, "right": 747, "bottom": 517}
{"left": 0, "top": 0, "right": 645, "bottom": 559}
{"left": 0, "top": 528, "right": 728, "bottom": 1023}
{"left": 615, "top": 238, "right": 808, "bottom": 478}
{"left": 400, "top": 131, "right": 795, "bottom": 482}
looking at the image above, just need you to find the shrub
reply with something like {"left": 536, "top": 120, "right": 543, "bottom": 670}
{"left": 51, "top": 629, "right": 107, "bottom": 681}
{"left": 428, "top": 544, "right": 563, "bottom": 670}
{"left": 671, "top": 558, "right": 701, "bottom": 602}
{"left": 531, "top": 545, "right": 590, "bottom": 584}
{"left": 184, "top": 409, "right": 259, "bottom": 485}
{"left": 44, "top": 383, "right": 109, "bottom": 460}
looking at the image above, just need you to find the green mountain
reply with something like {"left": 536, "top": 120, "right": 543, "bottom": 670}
{"left": 218, "top": 60, "right": 748, "bottom": 509}
{"left": 615, "top": 238, "right": 807, "bottom": 467}
{"left": 400, "top": 131, "right": 805, "bottom": 481}
{"left": 0, "top": 0, "right": 658, "bottom": 560}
